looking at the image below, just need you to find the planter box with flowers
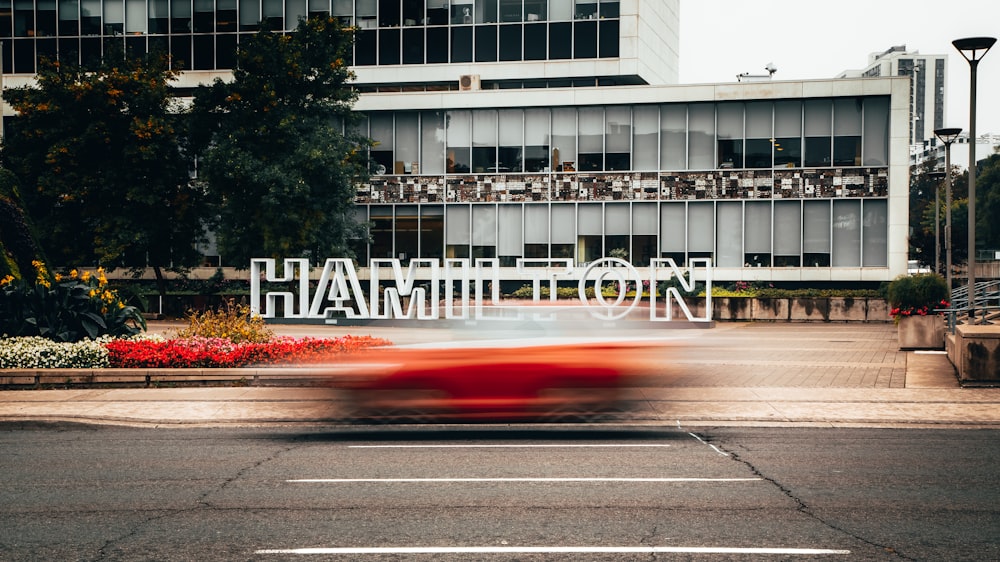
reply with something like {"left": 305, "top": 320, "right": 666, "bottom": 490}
{"left": 886, "top": 273, "right": 949, "bottom": 350}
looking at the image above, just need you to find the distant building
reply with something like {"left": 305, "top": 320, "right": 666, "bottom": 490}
{"left": 912, "top": 133, "right": 1000, "bottom": 169}
{"left": 838, "top": 45, "right": 947, "bottom": 153}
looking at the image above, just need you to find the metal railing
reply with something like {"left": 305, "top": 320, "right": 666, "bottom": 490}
{"left": 939, "top": 280, "right": 1000, "bottom": 333}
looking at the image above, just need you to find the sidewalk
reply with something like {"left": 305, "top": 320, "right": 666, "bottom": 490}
{"left": 2, "top": 322, "right": 999, "bottom": 429}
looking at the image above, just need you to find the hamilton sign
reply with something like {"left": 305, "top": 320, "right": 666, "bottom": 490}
{"left": 250, "top": 257, "right": 713, "bottom": 323}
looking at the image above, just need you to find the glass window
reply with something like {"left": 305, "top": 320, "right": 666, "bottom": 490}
{"left": 451, "top": 0, "right": 473, "bottom": 23}
{"left": 550, "top": 0, "right": 571, "bottom": 20}
{"left": 598, "top": 19, "right": 617, "bottom": 57}
{"left": 80, "top": 0, "right": 100, "bottom": 35}
{"left": 524, "top": 204, "right": 548, "bottom": 244}
{"left": 688, "top": 103, "right": 714, "bottom": 170}
{"left": 716, "top": 202, "right": 742, "bottom": 267}
{"left": 578, "top": 107, "right": 603, "bottom": 171}
{"left": 378, "top": 0, "right": 400, "bottom": 27}
{"left": 59, "top": 0, "right": 79, "bottom": 35}
{"left": 832, "top": 199, "right": 861, "bottom": 266}
{"left": 804, "top": 99, "right": 831, "bottom": 167}
{"left": 599, "top": 0, "right": 618, "bottom": 17}
{"left": 863, "top": 97, "right": 889, "bottom": 166}
{"left": 426, "top": 0, "right": 448, "bottom": 25}
{"left": 661, "top": 104, "right": 686, "bottom": 170}
{"left": 402, "top": 27, "right": 423, "bottom": 64}
{"left": 774, "top": 100, "right": 801, "bottom": 168}
{"left": 286, "top": 0, "right": 307, "bottom": 28}
{"left": 354, "top": 29, "right": 376, "bottom": 65}
{"left": 552, "top": 108, "right": 576, "bottom": 171}
{"left": 523, "top": 22, "right": 545, "bottom": 59}
{"left": 421, "top": 206, "right": 445, "bottom": 261}
{"left": 861, "top": 199, "right": 888, "bottom": 267}
{"left": 402, "top": 1, "right": 421, "bottom": 25}
{"left": 396, "top": 206, "right": 419, "bottom": 262}
{"left": 549, "top": 21, "right": 570, "bottom": 59}
{"left": 396, "top": 112, "right": 419, "bottom": 175}
{"left": 773, "top": 200, "right": 801, "bottom": 265}
{"left": 239, "top": 0, "right": 259, "bottom": 30}
{"left": 803, "top": 200, "right": 831, "bottom": 266}
{"left": 473, "top": 205, "right": 498, "bottom": 246}
{"left": 356, "top": 0, "right": 376, "bottom": 28}
{"left": 370, "top": 206, "right": 394, "bottom": 259}
{"left": 660, "top": 202, "right": 685, "bottom": 254}
{"left": 214, "top": 0, "right": 237, "bottom": 32}
{"left": 633, "top": 105, "right": 658, "bottom": 171}
{"left": 149, "top": 0, "right": 169, "bottom": 33}
{"left": 498, "top": 23, "right": 521, "bottom": 60}
{"left": 472, "top": 109, "right": 497, "bottom": 173}
{"left": 421, "top": 110, "right": 446, "bottom": 175}
{"left": 717, "top": 103, "right": 743, "bottom": 169}
{"left": 37, "top": 0, "right": 57, "bottom": 36}
{"left": 192, "top": 0, "right": 213, "bottom": 32}
{"left": 551, "top": 204, "right": 575, "bottom": 245}
{"left": 309, "top": 0, "right": 330, "bottom": 18}
{"left": 379, "top": 28, "right": 400, "bottom": 64}
{"left": 474, "top": 23, "right": 496, "bottom": 62}
{"left": 498, "top": 109, "right": 524, "bottom": 172}
{"left": 446, "top": 110, "right": 472, "bottom": 173}
{"left": 524, "top": 108, "right": 550, "bottom": 172}
{"left": 833, "top": 98, "right": 862, "bottom": 166}
{"left": 12, "top": 0, "right": 32, "bottom": 37}
{"left": 605, "top": 106, "right": 630, "bottom": 171}
{"left": 498, "top": 204, "right": 523, "bottom": 258}
{"left": 332, "top": 0, "right": 353, "bottom": 26}
{"left": 524, "top": 0, "right": 546, "bottom": 21}
{"left": 370, "top": 114, "right": 394, "bottom": 174}
{"left": 575, "top": 0, "right": 596, "bottom": 19}
{"left": 573, "top": 19, "right": 596, "bottom": 58}
{"left": 499, "top": 0, "right": 520, "bottom": 22}
{"left": 451, "top": 25, "right": 472, "bottom": 62}
{"left": 744, "top": 201, "right": 771, "bottom": 266}
{"left": 578, "top": 204, "right": 601, "bottom": 263}
{"left": 446, "top": 204, "right": 471, "bottom": 247}
{"left": 426, "top": 26, "right": 448, "bottom": 62}
{"left": 687, "top": 202, "right": 714, "bottom": 255}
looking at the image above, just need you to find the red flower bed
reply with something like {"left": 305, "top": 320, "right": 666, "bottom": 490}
{"left": 104, "top": 335, "right": 392, "bottom": 368}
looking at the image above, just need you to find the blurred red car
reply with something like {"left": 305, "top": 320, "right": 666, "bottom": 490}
{"left": 322, "top": 338, "right": 664, "bottom": 423}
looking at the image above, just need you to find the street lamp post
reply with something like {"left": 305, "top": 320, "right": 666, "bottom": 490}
{"left": 928, "top": 170, "right": 945, "bottom": 276}
{"left": 934, "top": 127, "right": 962, "bottom": 295}
{"left": 953, "top": 37, "right": 996, "bottom": 321}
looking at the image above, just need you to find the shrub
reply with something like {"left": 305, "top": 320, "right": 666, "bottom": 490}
{"left": 885, "top": 273, "right": 949, "bottom": 323}
{"left": 175, "top": 300, "right": 273, "bottom": 343}
{"left": 0, "top": 262, "right": 145, "bottom": 342}
{"left": 0, "top": 336, "right": 111, "bottom": 368}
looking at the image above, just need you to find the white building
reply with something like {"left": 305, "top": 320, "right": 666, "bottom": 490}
{"left": 0, "top": 0, "right": 910, "bottom": 284}
{"left": 838, "top": 45, "right": 947, "bottom": 154}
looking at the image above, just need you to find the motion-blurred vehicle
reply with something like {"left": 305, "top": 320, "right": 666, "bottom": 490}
{"left": 323, "top": 338, "right": 665, "bottom": 423}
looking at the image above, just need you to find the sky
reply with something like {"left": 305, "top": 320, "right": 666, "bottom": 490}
{"left": 678, "top": 0, "right": 1000, "bottom": 136}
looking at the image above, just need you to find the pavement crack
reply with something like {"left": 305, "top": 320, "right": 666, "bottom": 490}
{"left": 700, "top": 435, "right": 918, "bottom": 561}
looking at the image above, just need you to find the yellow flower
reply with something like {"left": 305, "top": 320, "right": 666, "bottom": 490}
{"left": 89, "top": 288, "right": 98, "bottom": 298}
{"left": 54, "top": 273, "right": 63, "bottom": 282}
{"left": 70, "top": 269, "right": 79, "bottom": 279}
{"left": 81, "top": 271, "right": 91, "bottom": 282}
{"left": 0, "top": 275, "right": 14, "bottom": 286}
{"left": 97, "top": 267, "right": 107, "bottom": 286}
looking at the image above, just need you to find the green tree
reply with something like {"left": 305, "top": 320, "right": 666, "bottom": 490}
{"left": 1, "top": 45, "right": 206, "bottom": 297}
{"left": 0, "top": 168, "right": 45, "bottom": 279}
{"left": 974, "top": 150, "right": 1000, "bottom": 255}
{"left": 190, "top": 16, "right": 369, "bottom": 266}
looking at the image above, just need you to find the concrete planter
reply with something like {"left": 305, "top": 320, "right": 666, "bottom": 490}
{"left": 949, "top": 325, "right": 1000, "bottom": 383}
{"left": 897, "top": 314, "right": 945, "bottom": 350}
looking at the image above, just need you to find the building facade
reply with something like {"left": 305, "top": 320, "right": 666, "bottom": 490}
{"left": 0, "top": 1, "right": 910, "bottom": 283}
{"left": 837, "top": 45, "right": 947, "bottom": 154}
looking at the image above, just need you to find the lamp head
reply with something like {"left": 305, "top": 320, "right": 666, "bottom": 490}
{"left": 952, "top": 37, "right": 997, "bottom": 63}
{"left": 934, "top": 127, "right": 963, "bottom": 145}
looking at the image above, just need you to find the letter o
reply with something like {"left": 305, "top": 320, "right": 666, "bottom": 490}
{"left": 577, "top": 258, "right": 644, "bottom": 321}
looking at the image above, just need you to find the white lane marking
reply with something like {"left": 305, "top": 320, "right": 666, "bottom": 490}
{"left": 288, "top": 478, "right": 760, "bottom": 483}
{"left": 257, "top": 546, "right": 850, "bottom": 555}
{"left": 348, "top": 444, "right": 671, "bottom": 448}
{"left": 688, "top": 432, "right": 729, "bottom": 456}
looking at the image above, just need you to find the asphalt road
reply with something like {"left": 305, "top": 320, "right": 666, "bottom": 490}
{"left": 2, "top": 424, "right": 998, "bottom": 561}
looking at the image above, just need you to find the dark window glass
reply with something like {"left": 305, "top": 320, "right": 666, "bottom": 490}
{"left": 193, "top": 6, "right": 213, "bottom": 32}
{"left": 426, "top": 3, "right": 448, "bottom": 25}
{"left": 37, "top": 4, "right": 57, "bottom": 36}
{"left": 549, "top": 22, "right": 570, "bottom": 59}
{"left": 13, "top": 38, "right": 34, "bottom": 73}
{"left": 499, "top": 0, "right": 521, "bottom": 22}
{"left": 378, "top": 0, "right": 400, "bottom": 27}
{"left": 804, "top": 137, "right": 830, "bottom": 167}
{"left": 58, "top": 37, "right": 79, "bottom": 63}
{"left": 59, "top": 9, "right": 79, "bottom": 35}
{"left": 80, "top": 37, "right": 101, "bottom": 65}
{"left": 354, "top": 29, "right": 376, "bottom": 65}
{"left": 745, "top": 138, "right": 772, "bottom": 168}
{"left": 171, "top": 12, "right": 191, "bottom": 33}
{"left": 170, "top": 34, "right": 191, "bottom": 70}
{"left": 216, "top": 7, "right": 236, "bottom": 32}
{"left": 80, "top": 12, "right": 100, "bottom": 35}
{"left": 36, "top": 37, "right": 57, "bottom": 67}
{"left": 426, "top": 26, "right": 448, "bottom": 62}
{"left": 472, "top": 146, "right": 496, "bottom": 172}
{"left": 126, "top": 36, "right": 147, "bottom": 60}
{"left": 578, "top": 153, "right": 602, "bottom": 171}
{"left": 402, "top": 27, "right": 423, "bottom": 64}
{"left": 523, "top": 22, "right": 545, "bottom": 59}
{"left": 718, "top": 139, "right": 743, "bottom": 168}
{"left": 216, "top": 33, "right": 236, "bottom": 69}
{"left": 498, "top": 23, "right": 520, "bottom": 60}
{"left": 574, "top": 20, "right": 596, "bottom": 58}
{"left": 599, "top": 0, "right": 619, "bottom": 17}
{"left": 379, "top": 28, "right": 400, "bottom": 64}
{"left": 451, "top": 25, "right": 472, "bottom": 62}
{"left": 606, "top": 153, "right": 629, "bottom": 171}
{"left": 598, "top": 19, "right": 617, "bottom": 57}
{"left": 402, "top": 1, "right": 422, "bottom": 26}
{"left": 474, "top": 24, "right": 496, "bottom": 62}
{"left": 774, "top": 138, "right": 801, "bottom": 167}
{"left": 193, "top": 33, "right": 214, "bottom": 69}
{"left": 833, "top": 136, "right": 861, "bottom": 166}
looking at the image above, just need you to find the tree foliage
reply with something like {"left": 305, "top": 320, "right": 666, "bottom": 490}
{"left": 0, "top": 168, "right": 44, "bottom": 279}
{"left": 2, "top": 46, "right": 205, "bottom": 280}
{"left": 975, "top": 150, "right": 1000, "bottom": 255}
{"left": 191, "top": 16, "right": 369, "bottom": 266}
{"left": 909, "top": 159, "right": 969, "bottom": 268}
